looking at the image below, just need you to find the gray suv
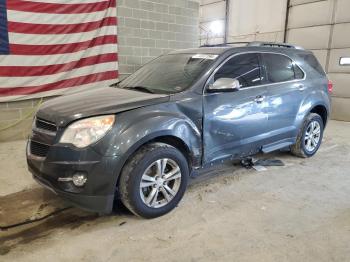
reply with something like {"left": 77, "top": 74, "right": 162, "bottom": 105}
{"left": 27, "top": 42, "right": 332, "bottom": 218}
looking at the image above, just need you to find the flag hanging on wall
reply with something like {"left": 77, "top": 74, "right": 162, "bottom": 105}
{"left": 0, "top": 0, "right": 118, "bottom": 102}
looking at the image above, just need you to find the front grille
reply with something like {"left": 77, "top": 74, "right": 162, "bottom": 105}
{"left": 35, "top": 118, "right": 57, "bottom": 133}
{"left": 30, "top": 141, "right": 50, "bottom": 157}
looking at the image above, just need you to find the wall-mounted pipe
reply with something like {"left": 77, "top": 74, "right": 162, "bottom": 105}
{"left": 224, "top": 0, "right": 230, "bottom": 43}
{"left": 284, "top": 0, "right": 291, "bottom": 42}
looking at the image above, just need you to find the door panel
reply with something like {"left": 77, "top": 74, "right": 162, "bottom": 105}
{"left": 261, "top": 53, "right": 306, "bottom": 143}
{"left": 203, "top": 53, "right": 268, "bottom": 165}
{"left": 265, "top": 82, "right": 305, "bottom": 141}
{"left": 203, "top": 88, "right": 268, "bottom": 164}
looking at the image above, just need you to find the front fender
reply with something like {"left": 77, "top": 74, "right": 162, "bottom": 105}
{"left": 103, "top": 109, "right": 202, "bottom": 175}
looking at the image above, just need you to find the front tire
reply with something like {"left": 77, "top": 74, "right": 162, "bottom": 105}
{"left": 291, "top": 113, "right": 324, "bottom": 158}
{"left": 118, "top": 143, "right": 189, "bottom": 218}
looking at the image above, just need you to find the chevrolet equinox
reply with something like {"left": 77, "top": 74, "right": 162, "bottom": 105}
{"left": 27, "top": 42, "right": 332, "bottom": 218}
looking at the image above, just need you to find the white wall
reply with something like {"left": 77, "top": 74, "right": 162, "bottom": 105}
{"left": 200, "top": 0, "right": 350, "bottom": 121}
{"left": 199, "top": 0, "right": 227, "bottom": 45}
{"left": 286, "top": 0, "right": 350, "bottom": 121}
{"left": 200, "top": 0, "right": 287, "bottom": 44}
{"left": 228, "top": 0, "right": 287, "bottom": 43}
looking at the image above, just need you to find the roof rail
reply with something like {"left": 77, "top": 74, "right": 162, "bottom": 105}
{"left": 200, "top": 41, "right": 304, "bottom": 50}
{"left": 247, "top": 41, "right": 304, "bottom": 50}
{"left": 200, "top": 42, "right": 250, "bottom": 48}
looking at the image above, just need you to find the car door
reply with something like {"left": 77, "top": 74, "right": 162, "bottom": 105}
{"left": 261, "top": 53, "right": 306, "bottom": 143}
{"left": 203, "top": 53, "right": 269, "bottom": 165}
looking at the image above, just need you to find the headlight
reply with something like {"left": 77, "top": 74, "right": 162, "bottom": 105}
{"left": 60, "top": 115, "right": 115, "bottom": 148}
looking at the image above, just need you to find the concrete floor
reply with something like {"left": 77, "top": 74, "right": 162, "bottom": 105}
{"left": 0, "top": 120, "right": 350, "bottom": 261}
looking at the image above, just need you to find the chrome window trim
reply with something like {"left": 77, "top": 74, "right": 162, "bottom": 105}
{"left": 204, "top": 51, "right": 307, "bottom": 94}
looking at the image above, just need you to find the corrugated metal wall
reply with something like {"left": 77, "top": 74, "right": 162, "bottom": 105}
{"left": 200, "top": 0, "right": 350, "bottom": 121}
{"left": 286, "top": 0, "right": 350, "bottom": 121}
{"left": 200, "top": 0, "right": 287, "bottom": 44}
{"left": 227, "top": 0, "right": 287, "bottom": 43}
{"left": 199, "top": 0, "right": 227, "bottom": 45}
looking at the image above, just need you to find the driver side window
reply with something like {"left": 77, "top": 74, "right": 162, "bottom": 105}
{"left": 214, "top": 53, "right": 263, "bottom": 88}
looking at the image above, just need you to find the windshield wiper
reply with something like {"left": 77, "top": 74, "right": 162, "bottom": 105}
{"left": 124, "top": 86, "right": 155, "bottom": 94}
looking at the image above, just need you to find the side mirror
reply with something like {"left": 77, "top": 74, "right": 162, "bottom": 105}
{"left": 208, "top": 78, "right": 241, "bottom": 92}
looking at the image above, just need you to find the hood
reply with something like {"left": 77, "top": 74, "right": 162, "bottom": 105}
{"left": 36, "top": 87, "right": 170, "bottom": 127}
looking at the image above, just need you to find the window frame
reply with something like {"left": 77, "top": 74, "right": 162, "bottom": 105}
{"left": 204, "top": 51, "right": 306, "bottom": 94}
{"left": 213, "top": 53, "right": 264, "bottom": 89}
{"left": 260, "top": 53, "right": 305, "bottom": 84}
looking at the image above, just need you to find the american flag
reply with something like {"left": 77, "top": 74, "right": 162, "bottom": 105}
{"left": 0, "top": 0, "right": 118, "bottom": 102}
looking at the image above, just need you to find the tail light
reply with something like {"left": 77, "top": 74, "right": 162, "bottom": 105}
{"left": 327, "top": 80, "right": 333, "bottom": 93}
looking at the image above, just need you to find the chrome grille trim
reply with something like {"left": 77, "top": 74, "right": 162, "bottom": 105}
{"left": 35, "top": 118, "right": 57, "bottom": 133}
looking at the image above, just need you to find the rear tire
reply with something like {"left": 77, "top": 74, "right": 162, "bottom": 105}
{"left": 291, "top": 113, "right": 324, "bottom": 158}
{"left": 118, "top": 143, "right": 189, "bottom": 218}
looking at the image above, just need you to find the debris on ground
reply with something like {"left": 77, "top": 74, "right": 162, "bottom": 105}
{"left": 240, "top": 157, "right": 285, "bottom": 171}
{"left": 254, "top": 159, "right": 285, "bottom": 167}
{"left": 253, "top": 165, "right": 268, "bottom": 172}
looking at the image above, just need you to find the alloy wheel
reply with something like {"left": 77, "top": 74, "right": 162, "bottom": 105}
{"left": 139, "top": 158, "right": 182, "bottom": 208}
{"left": 304, "top": 120, "right": 321, "bottom": 152}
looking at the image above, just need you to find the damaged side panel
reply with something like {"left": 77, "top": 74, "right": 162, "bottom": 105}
{"left": 203, "top": 86, "right": 269, "bottom": 165}
{"left": 103, "top": 96, "right": 204, "bottom": 174}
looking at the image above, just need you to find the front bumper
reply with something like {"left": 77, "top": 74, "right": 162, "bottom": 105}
{"left": 26, "top": 141, "right": 120, "bottom": 213}
{"left": 32, "top": 172, "right": 114, "bottom": 213}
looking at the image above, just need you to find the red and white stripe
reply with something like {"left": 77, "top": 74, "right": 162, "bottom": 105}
{"left": 0, "top": 0, "right": 118, "bottom": 102}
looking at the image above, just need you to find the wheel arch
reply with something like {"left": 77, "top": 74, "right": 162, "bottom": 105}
{"left": 113, "top": 132, "right": 200, "bottom": 195}
{"left": 296, "top": 98, "right": 330, "bottom": 132}
{"left": 150, "top": 136, "right": 194, "bottom": 168}
{"left": 121, "top": 133, "right": 195, "bottom": 170}
{"left": 309, "top": 104, "right": 328, "bottom": 127}
{"left": 117, "top": 134, "right": 191, "bottom": 218}
{"left": 127, "top": 132, "right": 198, "bottom": 168}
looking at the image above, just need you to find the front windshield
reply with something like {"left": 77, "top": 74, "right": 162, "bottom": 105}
{"left": 118, "top": 53, "right": 218, "bottom": 94}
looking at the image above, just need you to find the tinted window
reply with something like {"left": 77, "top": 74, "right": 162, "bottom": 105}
{"left": 119, "top": 54, "right": 216, "bottom": 94}
{"left": 214, "top": 53, "right": 262, "bottom": 88}
{"left": 294, "top": 64, "right": 304, "bottom": 79}
{"left": 262, "top": 53, "right": 299, "bottom": 83}
{"left": 298, "top": 53, "right": 325, "bottom": 76}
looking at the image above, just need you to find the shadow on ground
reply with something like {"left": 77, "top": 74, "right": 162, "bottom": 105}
{"left": 0, "top": 188, "right": 132, "bottom": 255}
{"left": 0, "top": 151, "right": 306, "bottom": 256}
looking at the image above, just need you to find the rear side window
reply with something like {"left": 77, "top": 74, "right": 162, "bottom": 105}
{"left": 262, "top": 53, "right": 304, "bottom": 83}
{"left": 294, "top": 64, "right": 304, "bottom": 79}
{"left": 214, "top": 53, "right": 263, "bottom": 88}
{"left": 298, "top": 53, "right": 325, "bottom": 76}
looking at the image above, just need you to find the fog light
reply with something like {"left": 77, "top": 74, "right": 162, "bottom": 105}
{"left": 72, "top": 173, "right": 87, "bottom": 187}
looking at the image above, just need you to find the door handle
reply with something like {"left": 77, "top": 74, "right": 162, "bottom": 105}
{"left": 298, "top": 84, "right": 306, "bottom": 91}
{"left": 254, "top": 95, "right": 265, "bottom": 103}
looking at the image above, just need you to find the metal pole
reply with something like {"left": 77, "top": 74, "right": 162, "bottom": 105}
{"left": 284, "top": 0, "right": 291, "bottom": 43}
{"left": 224, "top": 0, "right": 230, "bottom": 44}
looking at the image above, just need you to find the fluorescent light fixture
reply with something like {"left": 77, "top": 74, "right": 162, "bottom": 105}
{"left": 340, "top": 57, "right": 350, "bottom": 65}
{"left": 209, "top": 20, "right": 224, "bottom": 36}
